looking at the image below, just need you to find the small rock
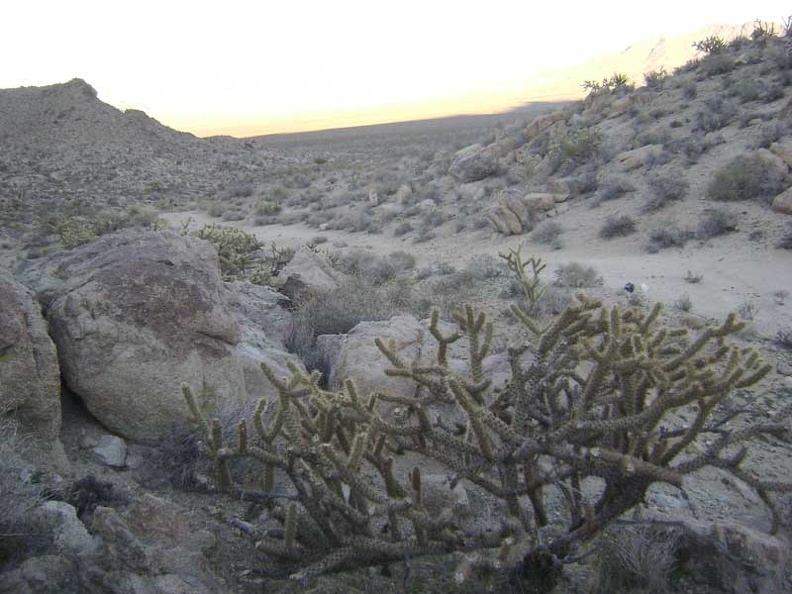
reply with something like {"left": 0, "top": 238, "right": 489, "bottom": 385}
{"left": 777, "top": 360, "right": 792, "bottom": 376}
{"left": 93, "top": 435, "right": 127, "bottom": 468}
{"left": 772, "top": 186, "right": 792, "bottom": 215}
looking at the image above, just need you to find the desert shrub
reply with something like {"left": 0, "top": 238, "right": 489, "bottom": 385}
{"left": 548, "top": 127, "right": 602, "bottom": 173}
{"left": 195, "top": 224, "right": 277, "bottom": 285}
{"left": 751, "top": 19, "right": 777, "bottom": 43}
{"left": 643, "top": 67, "right": 668, "bottom": 89}
{"left": 393, "top": 221, "right": 413, "bottom": 236}
{"left": 47, "top": 216, "right": 98, "bottom": 248}
{"left": 254, "top": 200, "right": 282, "bottom": 217}
{"left": 706, "top": 153, "right": 787, "bottom": 203}
{"left": 693, "top": 35, "right": 726, "bottom": 55}
{"left": 751, "top": 122, "right": 785, "bottom": 149}
{"left": 335, "top": 250, "right": 400, "bottom": 285}
{"left": 778, "top": 222, "right": 792, "bottom": 249}
{"left": 673, "top": 293, "right": 693, "bottom": 312}
{"left": 269, "top": 185, "right": 288, "bottom": 201}
{"left": 387, "top": 250, "right": 417, "bottom": 272}
{"left": 464, "top": 253, "right": 507, "bottom": 281}
{"left": 583, "top": 73, "right": 634, "bottom": 97}
{"left": 776, "top": 328, "right": 792, "bottom": 350}
{"left": 646, "top": 222, "right": 693, "bottom": 252}
{"left": 597, "top": 177, "right": 635, "bottom": 202}
{"left": 531, "top": 221, "right": 563, "bottom": 245}
{"left": 292, "top": 276, "right": 412, "bottom": 337}
{"left": 599, "top": 214, "right": 636, "bottom": 239}
{"left": 697, "top": 207, "right": 738, "bottom": 238}
{"left": 221, "top": 209, "right": 246, "bottom": 222}
{"left": 684, "top": 270, "right": 703, "bottom": 283}
{"left": 667, "top": 133, "right": 708, "bottom": 164}
{"left": 699, "top": 53, "right": 735, "bottom": 77}
{"left": 695, "top": 97, "right": 737, "bottom": 132}
{"left": 66, "top": 475, "right": 125, "bottom": 524}
{"left": 207, "top": 204, "right": 225, "bottom": 218}
{"left": 554, "top": 261, "right": 603, "bottom": 288}
{"left": 183, "top": 246, "right": 786, "bottom": 585}
{"left": 635, "top": 126, "right": 672, "bottom": 147}
{"left": 223, "top": 183, "right": 253, "bottom": 199}
{"left": 679, "top": 78, "right": 697, "bottom": 99}
{"left": 644, "top": 172, "right": 689, "bottom": 211}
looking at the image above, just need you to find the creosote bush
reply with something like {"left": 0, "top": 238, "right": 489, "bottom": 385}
{"left": 554, "top": 261, "right": 603, "bottom": 288}
{"left": 184, "top": 246, "right": 789, "bottom": 587}
{"left": 647, "top": 222, "right": 693, "bottom": 253}
{"left": 644, "top": 172, "right": 689, "bottom": 212}
{"left": 697, "top": 207, "right": 738, "bottom": 239}
{"left": 531, "top": 220, "right": 563, "bottom": 245}
{"left": 599, "top": 214, "right": 636, "bottom": 239}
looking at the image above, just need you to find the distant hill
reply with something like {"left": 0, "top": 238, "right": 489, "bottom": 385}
{"left": 0, "top": 78, "right": 288, "bottom": 215}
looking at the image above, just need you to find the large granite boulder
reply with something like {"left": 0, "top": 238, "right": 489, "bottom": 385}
{"left": 327, "top": 315, "right": 510, "bottom": 423}
{"left": 0, "top": 268, "right": 67, "bottom": 469}
{"left": 22, "top": 229, "right": 301, "bottom": 442}
{"left": 276, "top": 246, "right": 344, "bottom": 306}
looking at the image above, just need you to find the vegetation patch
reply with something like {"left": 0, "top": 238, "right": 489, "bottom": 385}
{"left": 706, "top": 153, "right": 788, "bottom": 203}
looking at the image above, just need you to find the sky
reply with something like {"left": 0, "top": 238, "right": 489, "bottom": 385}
{"left": 2, "top": 1, "right": 790, "bottom": 137}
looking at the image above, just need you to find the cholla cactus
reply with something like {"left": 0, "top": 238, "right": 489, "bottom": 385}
{"left": 184, "top": 247, "right": 790, "bottom": 583}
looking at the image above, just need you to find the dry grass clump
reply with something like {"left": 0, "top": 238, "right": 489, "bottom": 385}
{"left": 591, "top": 523, "right": 682, "bottom": 594}
{"left": 599, "top": 214, "right": 636, "bottom": 239}
{"left": 0, "top": 418, "right": 46, "bottom": 568}
{"left": 644, "top": 172, "right": 689, "bottom": 212}
{"left": 696, "top": 207, "right": 738, "bottom": 239}
{"left": 531, "top": 220, "right": 564, "bottom": 245}
{"left": 554, "top": 262, "right": 603, "bottom": 288}
{"left": 596, "top": 176, "right": 635, "bottom": 202}
{"left": 646, "top": 222, "right": 693, "bottom": 252}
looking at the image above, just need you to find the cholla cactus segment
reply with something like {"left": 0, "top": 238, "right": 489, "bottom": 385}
{"left": 182, "top": 247, "right": 788, "bottom": 582}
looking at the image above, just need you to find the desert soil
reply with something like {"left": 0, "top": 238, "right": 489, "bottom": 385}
{"left": 161, "top": 200, "right": 792, "bottom": 340}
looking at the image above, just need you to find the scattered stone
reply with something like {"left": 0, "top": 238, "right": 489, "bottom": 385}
{"left": 769, "top": 142, "right": 792, "bottom": 170}
{"left": 92, "top": 506, "right": 150, "bottom": 572}
{"left": 92, "top": 435, "right": 127, "bottom": 468}
{"left": 31, "top": 501, "right": 99, "bottom": 557}
{"left": 614, "top": 144, "right": 663, "bottom": 171}
{"left": 772, "top": 186, "right": 792, "bottom": 215}
{"left": 776, "top": 360, "right": 792, "bottom": 376}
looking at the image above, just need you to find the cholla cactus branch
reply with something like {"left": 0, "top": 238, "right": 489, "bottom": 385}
{"left": 181, "top": 246, "right": 789, "bottom": 582}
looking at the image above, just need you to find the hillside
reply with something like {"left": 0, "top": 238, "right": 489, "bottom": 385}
{"left": 1, "top": 22, "right": 792, "bottom": 594}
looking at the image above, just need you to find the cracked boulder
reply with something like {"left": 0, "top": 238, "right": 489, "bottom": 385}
{"left": 23, "top": 229, "right": 302, "bottom": 442}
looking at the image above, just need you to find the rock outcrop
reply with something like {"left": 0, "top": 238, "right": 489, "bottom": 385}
{"left": 449, "top": 143, "right": 501, "bottom": 182}
{"left": 23, "top": 229, "right": 301, "bottom": 442}
{"left": 0, "top": 494, "right": 224, "bottom": 594}
{"left": 0, "top": 268, "right": 67, "bottom": 469}
{"left": 276, "top": 246, "right": 345, "bottom": 305}
{"left": 486, "top": 190, "right": 570, "bottom": 235}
